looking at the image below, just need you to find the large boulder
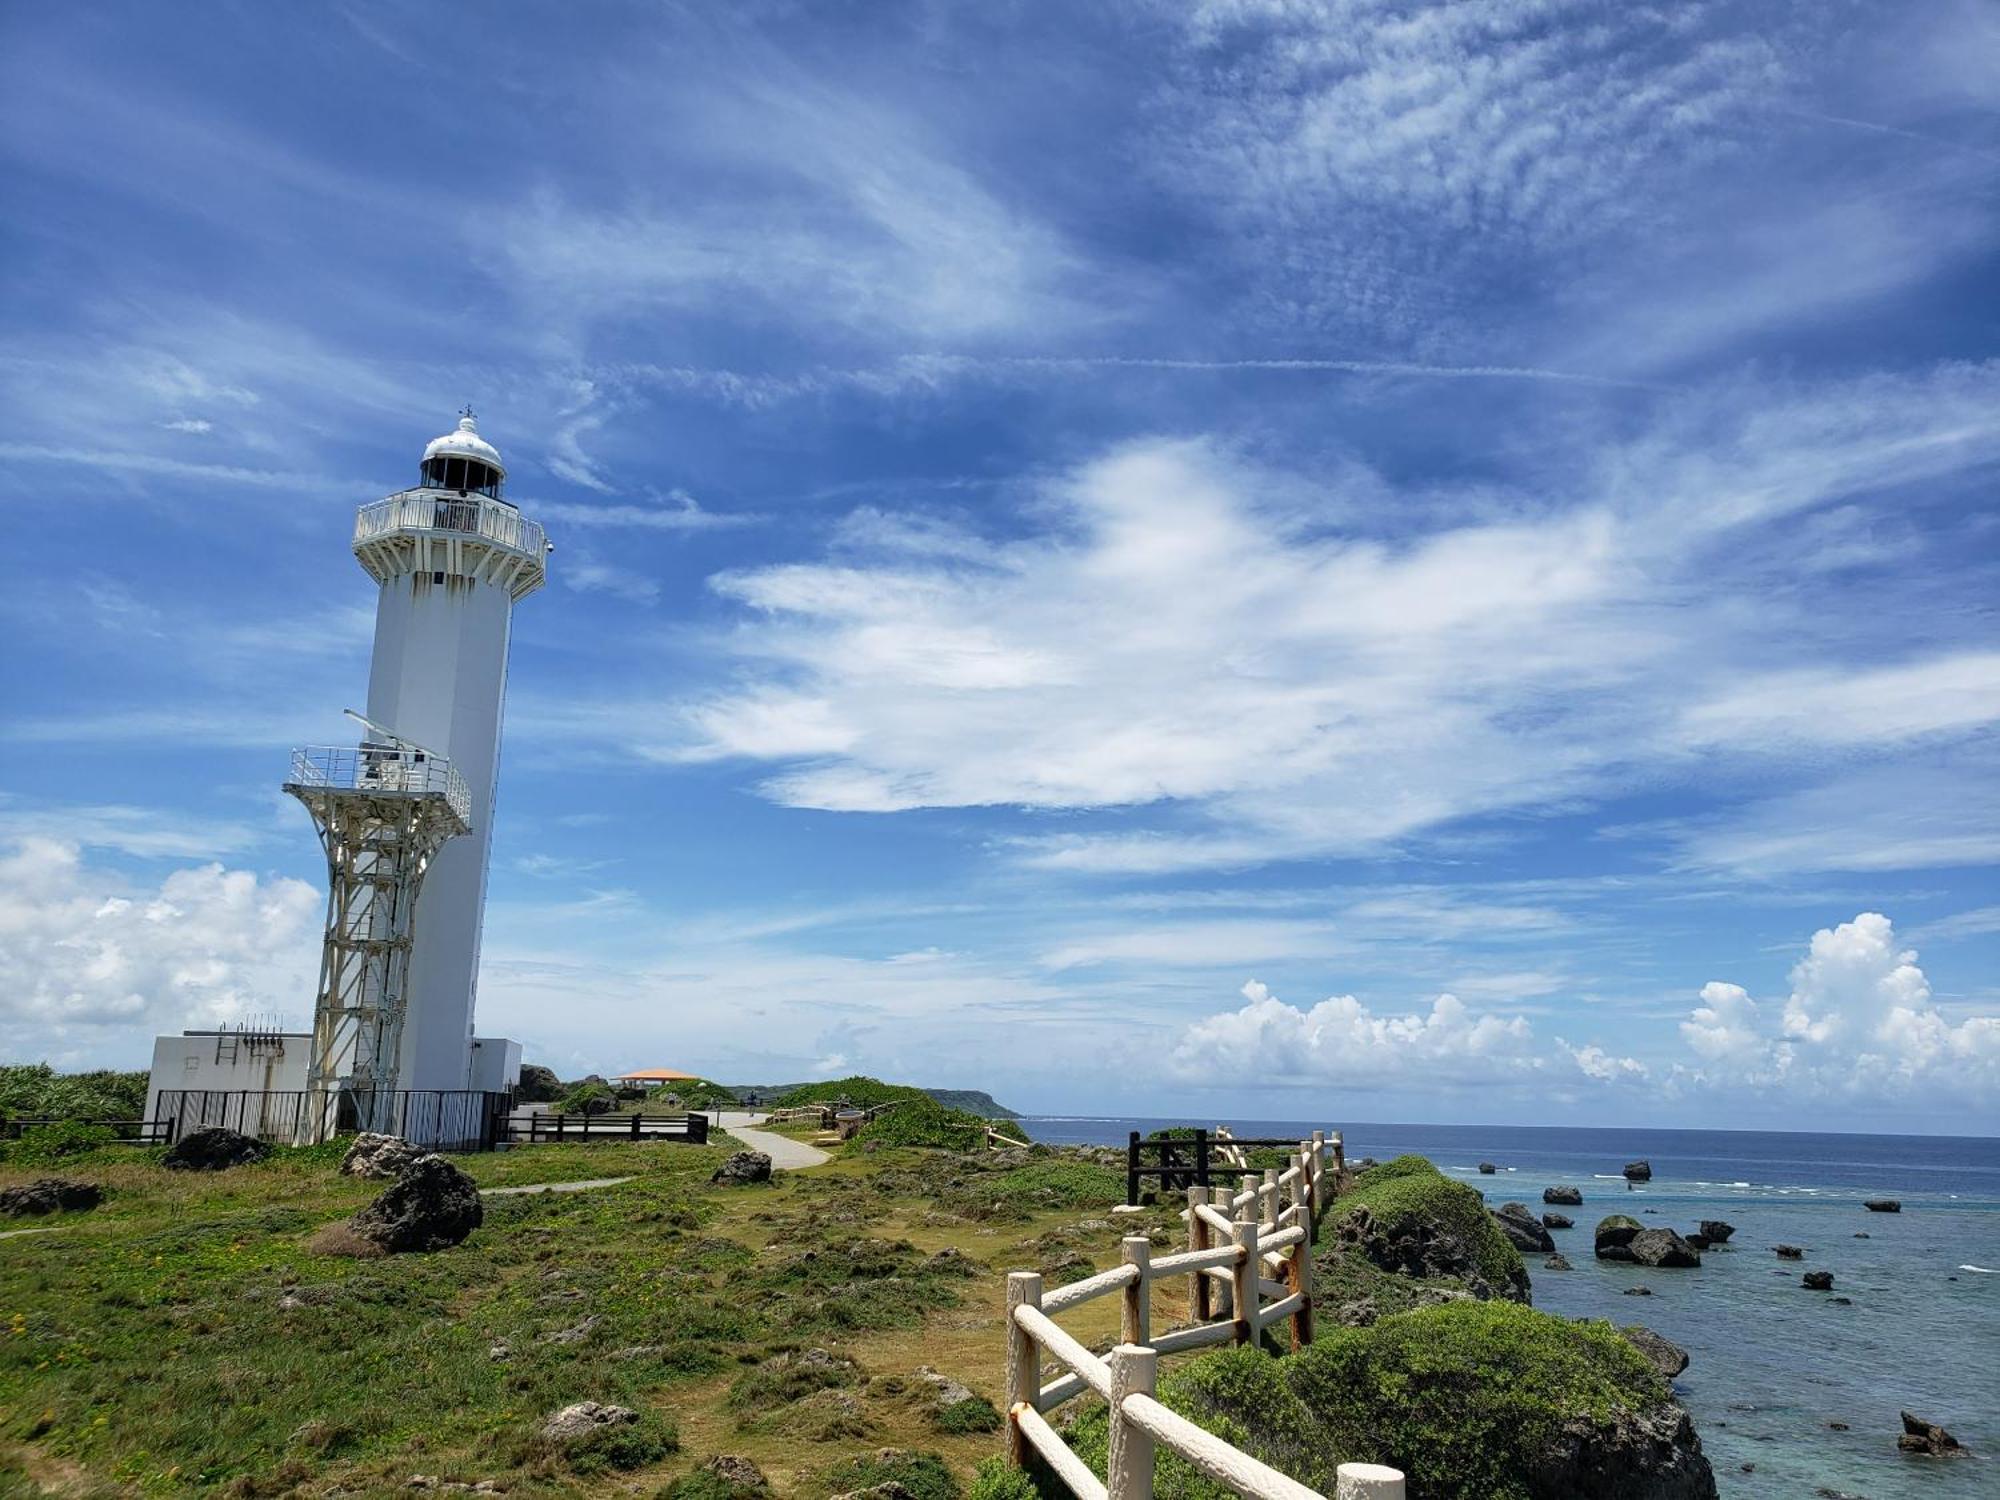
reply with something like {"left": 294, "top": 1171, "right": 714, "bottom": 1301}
{"left": 515, "top": 1063, "right": 562, "bottom": 1103}
{"left": 711, "top": 1150, "right": 773, "bottom": 1186}
{"left": 340, "top": 1132, "right": 421, "bottom": 1180}
{"left": 1477, "top": 1162, "right": 1497, "bottom": 1174}
{"left": 1628, "top": 1229, "right": 1701, "bottom": 1269}
{"left": 1803, "top": 1271, "right": 1834, "bottom": 1291}
{"left": 1492, "top": 1202, "right": 1555, "bottom": 1253}
{"left": 1530, "top": 1398, "right": 1715, "bottom": 1498}
{"left": 1543, "top": 1185, "right": 1583, "bottom": 1206}
{"left": 1595, "top": 1214, "right": 1646, "bottom": 1260}
{"left": 1864, "top": 1198, "right": 1901, "bottom": 1213}
{"left": 347, "top": 1154, "right": 482, "bottom": 1252}
{"left": 1897, "top": 1411, "right": 1965, "bottom": 1457}
{"left": 0, "top": 1178, "right": 102, "bottom": 1216}
{"left": 1543, "top": 1211, "right": 1574, "bottom": 1230}
{"left": 1623, "top": 1160, "right": 1652, "bottom": 1182}
{"left": 1774, "top": 1244, "right": 1804, "bottom": 1259}
{"left": 1620, "top": 1325, "right": 1690, "bottom": 1378}
{"left": 162, "top": 1126, "right": 269, "bottom": 1172}
{"left": 1697, "top": 1220, "right": 1734, "bottom": 1244}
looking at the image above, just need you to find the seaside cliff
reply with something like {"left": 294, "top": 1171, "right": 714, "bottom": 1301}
{"left": 1040, "top": 1155, "right": 1716, "bottom": 1500}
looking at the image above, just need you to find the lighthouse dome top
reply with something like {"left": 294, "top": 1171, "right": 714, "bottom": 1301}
{"left": 418, "top": 409, "right": 506, "bottom": 498}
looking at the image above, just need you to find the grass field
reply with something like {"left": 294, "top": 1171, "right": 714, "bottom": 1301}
{"left": 0, "top": 1134, "right": 1160, "bottom": 1498}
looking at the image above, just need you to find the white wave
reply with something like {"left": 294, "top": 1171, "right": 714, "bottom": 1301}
{"left": 1959, "top": 1264, "right": 1996, "bottom": 1274}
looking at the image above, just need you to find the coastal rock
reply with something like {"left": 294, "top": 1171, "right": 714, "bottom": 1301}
{"left": 1544, "top": 1253, "right": 1573, "bottom": 1270}
{"left": 1684, "top": 1234, "right": 1710, "bottom": 1252}
{"left": 340, "top": 1133, "right": 422, "bottom": 1180}
{"left": 1897, "top": 1411, "right": 1965, "bottom": 1457}
{"left": 1478, "top": 1162, "right": 1498, "bottom": 1175}
{"left": 1492, "top": 1201, "right": 1556, "bottom": 1253}
{"left": 711, "top": 1150, "right": 773, "bottom": 1186}
{"left": 1334, "top": 1202, "right": 1529, "bottom": 1302}
{"left": 1543, "top": 1185, "right": 1583, "bottom": 1206}
{"left": 1864, "top": 1198, "right": 1902, "bottom": 1214}
{"left": 1621, "top": 1325, "right": 1691, "bottom": 1378}
{"left": 1629, "top": 1229, "right": 1701, "bottom": 1268}
{"left": 348, "top": 1155, "right": 482, "bottom": 1252}
{"left": 1527, "top": 1396, "right": 1717, "bottom": 1500}
{"left": 162, "top": 1126, "right": 269, "bottom": 1172}
{"left": 1595, "top": 1214, "right": 1645, "bottom": 1260}
{"left": 1623, "top": 1160, "right": 1653, "bottom": 1182}
{"left": 916, "top": 1365, "right": 977, "bottom": 1409}
{"left": 1698, "top": 1220, "right": 1735, "bottom": 1244}
{"left": 1774, "top": 1245, "right": 1804, "bottom": 1259}
{"left": 542, "top": 1401, "right": 636, "bottom": 1443}
{"left": 0, "top": 1178, "right": 102, "bottom": 1216}
{"left": 1543, "top": 1211, "right": 1574, "bottom": 1230}
{"left": 1624, "top": 1286, "right": 1654, "bottom": 1296}
{"left": 1803, "top": 1271, "right": 1834, "bottom": 1291}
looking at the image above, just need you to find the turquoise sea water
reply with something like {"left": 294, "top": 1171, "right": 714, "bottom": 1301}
{"left": 1018, "top": 1117, "right": 1998, "bottom": 1500}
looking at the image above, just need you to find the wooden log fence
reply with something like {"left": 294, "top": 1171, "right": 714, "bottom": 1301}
{"left": 1004, "top": 1133, "right": 1400, "bottom": 1500}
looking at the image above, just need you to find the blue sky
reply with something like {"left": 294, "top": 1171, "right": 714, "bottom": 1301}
{"left": 3, "top": 1, "right": 1998, "bottom": 1131}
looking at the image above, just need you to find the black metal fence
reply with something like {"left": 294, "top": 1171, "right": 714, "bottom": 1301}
{"left": 153, "top": 1089, "right": 512, "bottom": 1152}
{"left": 508, "top": 1111, "right": 709, "bottom": 1145}
{"left": 1125, "top": 1130, "right": 1310, "bottom": 1205}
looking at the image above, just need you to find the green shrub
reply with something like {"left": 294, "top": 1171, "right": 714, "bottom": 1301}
{"left": 777, "top": 1076, "right": 927, "bottom": 1110}
{"left": 851, "top": 1096, "right": 1000, "bottom": 1152}
{"left": 935, "top": 1395, "right": 1002, "bottom": 1434}
{"left": 12, "top": 1120, "right": 117, "bottom": 1164}
{"left": 660, "top": 1468, "right": 767, "bottom": 1500}
{"left": 968, "top": 1458, "right": 1039, "bottom": 1500}
{"left": 564, "top": 1408, "right": 679, "bottom": 1474}
{"left": 726, "top": 1350, "right": 860, "bottom": 1411}
{"left": 1333, "top": 1155, "right": 1525, "bottom": 1291}
{"left": 809, "top": 1450, "right": 958, "bottom": 1500}
{"left": 560, "top": 1081, "right": 615, "bottom": 1116}
{"left": 0, "top": 1064, "right": 148, "bottom": 1124}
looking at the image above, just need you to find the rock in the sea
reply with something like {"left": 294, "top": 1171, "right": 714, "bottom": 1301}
{"left": 1698, "top": 1220, "right": 1734, "bottom": 1244}
{"left": 1492, "top": 1201, "right": 1556, "bottom": 1253}
{"left": 347, "top": 1154, "right": 483, "bottom": 1252}
{"left": 162, "top": 1126, "right": 269, "bottom": 1172}
{"left": 341, "top": 1132, "right": 421, "bottom": 1180}
{"left": 1897, "top": 1411, "right": 1965, "bottom": 1457}
{"left": 1803, "top": 1271, "right": 1834, "bottom": 1291}
{"left": 1774, "top": 1244, "right": 1804, "bottom": 1259}
{"left": 1623, "top": 1286, "right": 1654, "bottom": 1296}
{"left": 1629, "top": 1229, "right": 1701, "bottom": 1268}
{"left": 1595, "top": 1214, "right": 1646, "bottom": 1260}
{"left": 1478, "top": 1161, "right": 1498, "bottom": 1174}
{"left": 1864, "top": 1198, "right": 1902, "bottom": 1214}
{"left": 1544, "top": 1253, "right": 1573, "bottom": 1271}
{"left": 543, "top": 1401, "right": 637, "bottom": 1443}
{"left": 1544, "top": 1185, "right": 1583, "bottom": 1206}
{"left": 1543, "top": 1211, "right": 1574, "bottom": 1230}
{"left": 711, "top": 1150, "right": 773, "bottom": 1186}
{"left": 1529, "top": 1395, "right": 1715, "bottom": 1498}
{"left": 1684, "top": 1234, "right": 1710, "bottom": 1252}
{"left": 1623, "top": 1160, "right": 1653, "bottom": 1182}
{"left": 0, "top": 1178, "right": 102, "bottom": 1216}
{"left": 1621, "top": 1325, "right": 1691, "bottom": 1378}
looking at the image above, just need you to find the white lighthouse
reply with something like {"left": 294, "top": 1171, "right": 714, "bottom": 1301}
{"left": 146, "top": 413, "right": 542, "bottom": 1144}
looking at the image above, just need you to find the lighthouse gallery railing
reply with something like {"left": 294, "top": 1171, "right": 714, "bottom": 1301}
{"left": 356, "top": 490, "right": 547, "bottom": 556}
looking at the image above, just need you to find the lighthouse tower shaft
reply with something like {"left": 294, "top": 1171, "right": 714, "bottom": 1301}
{"left": 344, "top": 414, "right": 546, "bottom": 1095}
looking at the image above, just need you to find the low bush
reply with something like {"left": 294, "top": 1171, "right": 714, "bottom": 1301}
{"left": 0, "top": 1064, "right": 148, "bottom": 1124}
{"left": 11, "top": 1120, "right": 117, "bottom": 1164}
{"left": 808, "top": 1449, "right": 958, "bottom": 1500}
{"left": 563, "top": 1408, "right": 680, "bottom": 1475}
{"left": 968, "top": 1457, "right": 1040, "bottom": 1500}
{"left": 1333, "top": 1155, "right": 1526, "bottom": 1292}
{"left": 560, "top": 1081, "right": 616, "bottom": 1116}
{"left": 935, "top": 1394, "right": 1002, "bottom": 1434}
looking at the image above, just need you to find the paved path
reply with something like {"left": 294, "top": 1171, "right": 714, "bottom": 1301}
{"left": 716, "top": 1111, "right": 831, "bottom": 1169}
{"left": 483, "top": 1176, "right": 635, "bottom": 1197}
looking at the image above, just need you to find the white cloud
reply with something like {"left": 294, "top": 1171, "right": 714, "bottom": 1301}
{"left": 1678, "top": 653, "right": 2000, "bottom": 751}
{"left": 0, "top": 838, "right": 320, "bottom": 1060}
{"left": 1678, "top": 913, "right": 2000, "bottom": 1095}
{"left": 1169, "top": 979, "right": 1538, "bottom": 1088}
{"left": 1559, "top": 1039, "right": 1649, "bottom": 1083}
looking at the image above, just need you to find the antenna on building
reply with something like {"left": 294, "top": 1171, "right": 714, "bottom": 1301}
{"left": 343, "top": 707, "right": 443, "bottom": 760}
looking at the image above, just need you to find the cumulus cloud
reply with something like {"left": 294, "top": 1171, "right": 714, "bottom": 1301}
{"left": 0, "top": 838, "right": 320, "bottom": 1061}
{"left": 1559, "top": 1039, "right": 1649, "bottom": 1084}
{"left": 1679, "top": 914, "right": 2000, "bottom": 1095}
{"left": 1169, "top": 979, "right": 1538, "bottom": 1088}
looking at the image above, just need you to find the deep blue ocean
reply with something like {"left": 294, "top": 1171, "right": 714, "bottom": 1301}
{"left": 1019, "top": 1117, "right": 1998, "bottom": 1500}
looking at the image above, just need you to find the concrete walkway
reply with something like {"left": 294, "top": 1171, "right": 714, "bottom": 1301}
{"left": 716, "top": 1112, "right": 831, "bottom": 1169}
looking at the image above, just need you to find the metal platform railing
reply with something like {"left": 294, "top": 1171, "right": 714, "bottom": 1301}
{"left": 356, "top": 490, "right": 546, "bottom": 557}
{"left": 287, "top": 745, "right": 472, "bottom": 824}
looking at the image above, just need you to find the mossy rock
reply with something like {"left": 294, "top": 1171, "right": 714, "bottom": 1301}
{"left": 1594, "top": 1215, "right": 1645, "bottom": 1259}
{"left": 1330, "top": 1156, "right": 1528, "bottom": 1300}
{"left": 1065, "top": 1301, "right": 1711, "bottom": 1500}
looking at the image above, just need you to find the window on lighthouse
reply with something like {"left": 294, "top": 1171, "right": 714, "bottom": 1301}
{"left": 421, "top": 455, "right": 502, "bottom": 498}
